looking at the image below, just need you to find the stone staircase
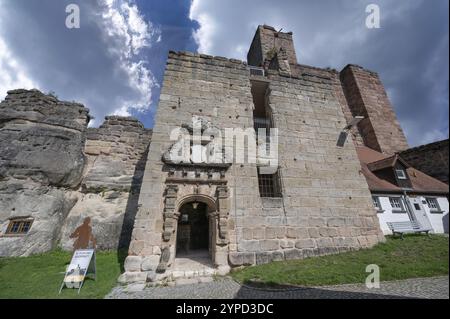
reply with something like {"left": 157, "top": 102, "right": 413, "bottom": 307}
{"left": 166, "top": 250, "right": 229, "bottom": 286}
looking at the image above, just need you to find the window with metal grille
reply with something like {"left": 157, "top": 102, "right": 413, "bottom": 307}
{"left": 6, "top": 219, "right": 33, "bottom": 235}
{"left": 426, "top": 197, "right": 441, "bottom": 212}
{"left": 257, "top": 168, "right": 282, "bottom": 198}
{"left": 389, "top": 197, "right": 405, "bottom": 212}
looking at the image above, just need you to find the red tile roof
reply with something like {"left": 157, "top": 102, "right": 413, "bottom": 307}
{"left": 366, "top": 154, "right": 410, "bottom": 172}
{"left": 356, "top": 146, "right": 449, "bottom": 194}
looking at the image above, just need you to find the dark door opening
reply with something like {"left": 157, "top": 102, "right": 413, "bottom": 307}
{"left": 176, "top": 202, "right": 209, "bottom": 255}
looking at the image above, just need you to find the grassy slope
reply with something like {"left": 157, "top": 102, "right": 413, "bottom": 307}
{"left": 0, "top": 250, "right": 121, "bottom": 299}
{"left": 231, "top": 235, "right": 449, "bottom": 287}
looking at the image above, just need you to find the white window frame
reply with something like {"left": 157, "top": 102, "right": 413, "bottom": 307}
{"left": 426, "top": 197, "right": 442, "bottom": 213}
{"left": 372, "top": 196, "right": 383, "bottom": 212}
{"left": 395, "top": 169, "right": 407, "bottom": 180}
{"left": 389, "top": 196, "right": 406, "bottom": 213}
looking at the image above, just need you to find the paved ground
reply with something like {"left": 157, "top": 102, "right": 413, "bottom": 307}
{"left": 106, "top": 275, "right": 449, "bottom": 299}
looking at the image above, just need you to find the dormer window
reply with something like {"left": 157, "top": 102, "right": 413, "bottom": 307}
{"left": 395, "top": 169, "right": 407, "bottom": 180}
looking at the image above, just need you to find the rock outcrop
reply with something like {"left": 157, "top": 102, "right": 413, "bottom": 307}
{"left": 0, "top": 90, "right": 152, "bottom": 256}
{"left": 60, "top": 116, "right": 152, "bottom": 251}
{"left": 0, "top": 89, "right": 90, "bottom": 256}
{"left": 0, "top": 89, "right": 90, "bottom": 187}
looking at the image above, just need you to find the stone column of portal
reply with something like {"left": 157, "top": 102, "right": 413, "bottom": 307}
{"left": 156, "top": 184, "right": 179, "bottom": 273}
{"left": 214, "top": 186, "right": 230, "bottom": 267}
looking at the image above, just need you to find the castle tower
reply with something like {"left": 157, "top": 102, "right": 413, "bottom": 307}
{"left": 118, "top": 25, "right": 384, "bottom": 284}
{"left": 247, "top": 25, "right": 297, "bottom": 67}
{"left": 340, "top": 65, "right": 409, "bottom": 155}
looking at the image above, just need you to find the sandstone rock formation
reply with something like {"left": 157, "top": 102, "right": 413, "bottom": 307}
{"left": 0, "top": 89, "right": 90, "bottom": 187}
{"left": 0, "top": 89, "right": 90, "bottom": 256}
{"left": 0, "top": 90, "right": 152, "bottom": 256}
{"left": 60, "top": 116, "right": 152, "bottom": 251}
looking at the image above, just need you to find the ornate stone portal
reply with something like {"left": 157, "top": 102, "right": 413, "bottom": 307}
{"left": 119, "top": 117, "right": 234, "bottom": 284}
{"left": 156, "top": 175, "right": 231, "bottom": 274}
{"left": 156, "top": 117, "right": 232, "bottom": 274}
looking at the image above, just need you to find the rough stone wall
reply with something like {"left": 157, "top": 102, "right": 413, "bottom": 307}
{"left": 400, "top": 139, "right": 449, "bottom": 185}
{"left": 0, "top": 90, "right": 152, "bottom": 256}
{"left": 247, "top": 25, "right": 297, "bottom": 67}
{"left": 0, "top": 89, "right": 90, "bottom": 256}
{"left": 340, "top": 65, "right": 409, "bottom": 155}
{"left": 121, "top": 49, "right": 384, "bottom": 283}
{"left": 121, "top": 51, "right": 256, "bottom": 283}
{"left": 60, "top": 117, "right": 152, "bottom": 251}
{"left": 229, "top": 68, "right": 384, "bottom": 266}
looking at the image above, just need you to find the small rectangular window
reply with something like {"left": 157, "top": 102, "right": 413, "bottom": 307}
{"left": 426, "top": 197, "right": 441, "bottom": 212}
{"left": 5, "top": 219, "right": 33, "bottom": 235}
{"left": 395, "top": 169, "right": 407, "bottom": 180}
{"left": 372, "top": 196, "right": 382, "bottom": 211}
{"left": 389, "top": 197, "right": 405, "bottom": 212}
{"left": 257, "top": 168, "right": 282, "bottom": 198}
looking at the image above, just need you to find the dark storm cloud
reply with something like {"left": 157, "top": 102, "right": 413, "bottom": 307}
{"left": 189, "top": 0, "right": 449, "bottom": 146}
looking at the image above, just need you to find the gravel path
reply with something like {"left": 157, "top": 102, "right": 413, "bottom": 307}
{"left": 106, "top": 275, "right": 449, "bottom": 299}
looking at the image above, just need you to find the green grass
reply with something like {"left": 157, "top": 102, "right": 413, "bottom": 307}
{"left": 0, "top": 249, "right": 122, "bottom": 299}
{"left": 1, "top": 235, "right": 448, "bottom": 298}
{"left": 231, "top": 235, "right": 449, "bottom": 287}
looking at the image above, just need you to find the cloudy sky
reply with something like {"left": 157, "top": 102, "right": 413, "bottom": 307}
{"left": 0, "top": 0, "right": 448, "bottom": 147}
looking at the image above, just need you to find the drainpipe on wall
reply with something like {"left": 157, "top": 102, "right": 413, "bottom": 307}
{"left": 402, "top": 189, "right": 415, "bottom": 222}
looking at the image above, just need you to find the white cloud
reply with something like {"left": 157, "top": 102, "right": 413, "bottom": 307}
{"left": 0, "top": 38, "right": 37, "bottom": 100}
{"left": 0, "top": 0, "right": 161, "bottom": 125}
{"left": 189, "top": 1, "right": 216, "bottom": 54}
{"left": 96, "top": 0, "right": 160, "bottom": 117}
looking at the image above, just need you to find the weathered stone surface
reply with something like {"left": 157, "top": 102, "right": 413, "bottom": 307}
{"left": 124, "top": 256, "right": 143, "bottom": 272}
{"left": 229, "top": 252, "right": 256, "bottom": 266}
{"left": 0, "top": 90, "right": 152, "bottom": 256}
{"left": 340, "top": 65, "right": 409, "bottom": 155}
{"left": 60, "top": 116, "right": 151, "bottom": 251}
{"left": 0, "top": 179, "right": 78, "bottom": 256}
{"left": 59, "top": 191, "right": 130, "bottom": 251}
{"left": 117, "top": 271, "right": 147, "bottom": 284}
{"left": 0, "top": 90, "right": 88, "bottom": 256}
{"left": 295, "top": 239, "right": 316, "bottom": 249}
{"left": 82, "top": 117, "right": 152, "bottom": 192}
{"left": 141, "top": 255, "right": 160, "bottom": 272}
{"left": 284, "top": 249, "right": 303, "bottom": 260}
{"left": 0, "top": 89, "right": 90, "bottom": 188}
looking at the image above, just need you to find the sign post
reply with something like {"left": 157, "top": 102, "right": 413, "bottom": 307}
{"left": 59, "top": 249, "right": 96, "bottom": 294}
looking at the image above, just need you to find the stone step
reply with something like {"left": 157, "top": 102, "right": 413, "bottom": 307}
{"left": 171, "top": 267, "right": 217, "bottom": 280}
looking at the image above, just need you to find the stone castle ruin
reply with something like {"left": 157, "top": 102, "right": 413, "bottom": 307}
{"left": 1, "top": 25, "right": 425, "bottom": 283}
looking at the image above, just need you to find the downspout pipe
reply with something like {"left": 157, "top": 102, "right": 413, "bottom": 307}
{"left": 402, "top": 189, "right": 416, "bottom": 222}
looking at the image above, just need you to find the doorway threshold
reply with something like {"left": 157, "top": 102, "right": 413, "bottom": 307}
{"left": 172, "top": 250, "right": 216, "bottom": 279}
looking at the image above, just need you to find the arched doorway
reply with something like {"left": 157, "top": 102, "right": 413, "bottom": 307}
{"left": 176, "top": 201, "right": 210, "bottom": 255}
